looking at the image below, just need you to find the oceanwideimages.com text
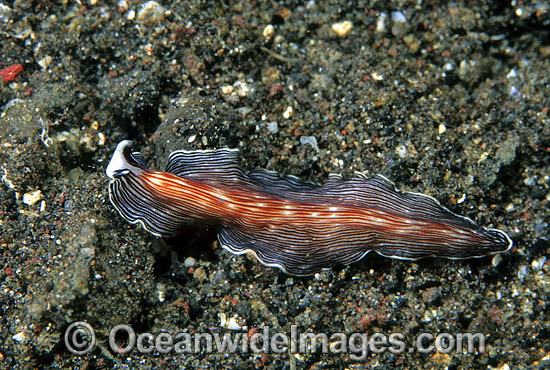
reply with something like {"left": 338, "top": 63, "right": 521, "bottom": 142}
{"left": 65, "top": 321, "right": 486, "bottom": 360}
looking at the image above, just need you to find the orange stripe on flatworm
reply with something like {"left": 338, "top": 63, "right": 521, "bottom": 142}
{"left": 106, "top": 140, "right": 513, "bottom": 276}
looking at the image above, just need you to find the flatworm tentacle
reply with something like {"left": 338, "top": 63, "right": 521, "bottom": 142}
{"left": 106, "top": 140, "right": 513, "bottom": 276}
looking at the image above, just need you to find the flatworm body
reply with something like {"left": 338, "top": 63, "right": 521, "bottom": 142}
{"left": 106, "top": 140, "right": 512, "bottom": 276}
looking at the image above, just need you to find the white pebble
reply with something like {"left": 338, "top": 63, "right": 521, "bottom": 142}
{"left": 12, "top": 331, "right": 27, "bottom": 343}
{"left": 443, "top": 63, "right": 454, "bottom": 71}
{"left": 263, "top": 24, "right": 274, "bottom": 40}
{"left": 283, "top": 106, "right": 293, "bottom": 119}
{"left": 332, "top": 20, "right": 353, "bottom": 37}
{"left": 184, "top": 256, "right": 196, "bottom": 268}
{"left": 23, "top": 190, "right": 42, "bottom": 206}
{"left": 376, "top": 12, "right": 387, "bottom": 33}
{"left": 221, "top": 85, "right": 233, "bottom": 95}
{"left": 477, "top": 151, "right": 489, "bottom": 164}
{"left": 37, "top": 56, "right": 52, "bottom": 70}
{"left": 372, "top": 72, "right": 384, "bottom": 81}
{"left": 391, "top": 11, "right": 406, "bottom": 23}
{"left": 267, "top": 121, "right": 278, "bottom": 134}
{"left": 233, "top": 80, "right": 249, "bottom": 97}
{"left": 97, "top": 132, "right": 106, "bottom": 146}
{"left": 218, "top": 313, "right": 243, "bottom": 330}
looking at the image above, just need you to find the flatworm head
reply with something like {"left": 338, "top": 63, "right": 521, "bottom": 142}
{"left": 106, "top": 140, "right": 513, "bottom": 276}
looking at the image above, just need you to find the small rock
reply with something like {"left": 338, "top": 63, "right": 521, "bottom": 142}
{"left": 331, "top": 21, "right": 353, "bottom": 37}
{"left": 263, "top": 24, "right": 274, "bottom": 40}
{"left": 233, "top": 80, "right": 249, "bottom": 97}
{"left": 23, "top": 190, "right": 42, "bottom": 206}
{"left": 193, "top": 266, "right": 207, "bottom": 283}
{"left": 184, "top": 257, "right": 196, "bottom": 268}
{"left": 376, "top": 13, "right": 387, "bottom": 33}
{"left": 136, "top": 1, "right": 165, "bottom": 24}
{"left": 221, "top": 85, "right": 233, "bottom": 95}
{"left": 422, "top": 287, "right": 441, "bottom": 305}
{"left": 283, "top": 106, "right": 293, "bottom": 119}
{"left": 218, "top": 313, "right": 244, "bottom": 330}
{"left": 267, "top": 121, "right": 278, "bottom": 134}
{"left": 12, "top": 331, "right": 29, "bottom": 343}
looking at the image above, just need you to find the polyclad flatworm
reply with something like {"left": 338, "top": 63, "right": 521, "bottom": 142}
{"left": 106, "top": 140, "right": 512, "bottom": 276}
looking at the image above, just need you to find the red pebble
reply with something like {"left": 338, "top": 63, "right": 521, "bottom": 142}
{"left": 0, "top": 64, "right": 24, "bottom": 82}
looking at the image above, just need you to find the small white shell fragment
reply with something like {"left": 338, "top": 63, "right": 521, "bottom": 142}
{"left": 221, "top": 85, "right": 233, "bottom": 95}
{"left": 218, "top": 313, "right": 243, "bottom": 330}
{"left": 478, "top": 151, "right": 490, "bottom": 164}
{"left": 457, "top": 193, "right": 466, "bottom": 204}
{"left": 438, "top": 123, "right": 446, "bottom": 134}
{"left": 23, "top": 190, "right": 42, "bottom": 206}
{"left": 188, "top": 134, "right": 196, "bottom": 143}
{"left": 331, "top": 20, "right": 353, "bottom": 37}
{"left": 443, "top": 63, "right": 454, "bottom": 71}
{"left": 218, "top": 312, "right": 226, "bottom": 326}
{"left": 37, "top": 56, "right": 52, "bottom": 70}
{"left": 372, "top": 72, "right": 384, "bottom": 81}
{"left": 97, "top": 132, "right": 106, "bottom": 146}
{"left": 283, "top": 106, "right": 293, "bottom": 119}
{"left": 12, "top": 331, "right": 28, "bottom": 343}
{"left": 233, "top": 80, "right": 249, "bottom": 97}
{"left": 376, "top": 12, "right": 387, "bottom": 33}
{"left": 391, "top": 11, "right": 406, "bottom": 23}
{"left": 263, "top": 24, "right": 274, "bottom": 40}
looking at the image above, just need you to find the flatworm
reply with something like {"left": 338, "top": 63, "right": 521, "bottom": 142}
{"left": 106, "top": 140, "right": 512, "bottom": 276}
